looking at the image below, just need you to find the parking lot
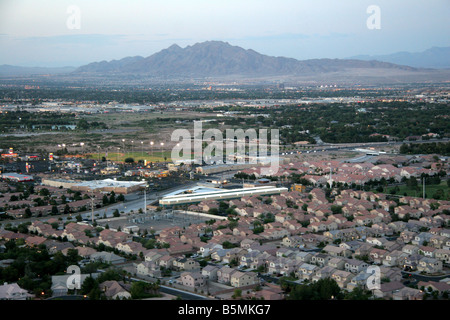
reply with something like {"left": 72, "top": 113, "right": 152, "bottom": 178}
{"left": 96, "top": 210, "right": 210, "bottom": 234}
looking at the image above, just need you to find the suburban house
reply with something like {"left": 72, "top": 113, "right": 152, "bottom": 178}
{"left": 230, "top": 271, "right": 259, "bottom": 288}
{"left": 217, "top": 266, "right": 238, "bottom": 284}
{"left": 311, "top": 266, "right": 336, "bottom": 283}
{"left": 136, "top": 261, "right": 161, "bottom": 278}
{"left": 344, "top": 259, "right": 369, "bottom": 274}
{"left": 346, "top": 271, "right": 372, "bottom": 291}
{"left": 311, "top": 253, "right": 332, "bottom": 267}
{"left": 331, "top": 270, "right": 354, "bottom": 289}
{"left": 383, "top": 250, "right": 409, "bottom": 267}
{"left": 373, "top": 281, "right": 405, "bottom": 299}
{"left": 100, "top": 280, "right": 132, "bottom": 300}
{"left": 417, "top": 257, "right": 443, "bottom": 274}
{"left": 392, "top": 287, "right": 425, "bottom": 300}
{"left": 323, "top": 244, "right": 352, "bottom": 258}
{"left": 178, "top": 271, "right": 206, "bottom": 289}
{"left": 90, "top": 251, "right": 126, "bottom": 265}
{"left": 201, "top": 265, "right": 219, "bottom": 281}
{"left": 296, "top": 263, "right": 319, "bottom": 280}
{"left": 0, "top": 283, "right": 33, "bottom": 300}
{"left": 173, "top": 257, "right": 200, "bottom": 271}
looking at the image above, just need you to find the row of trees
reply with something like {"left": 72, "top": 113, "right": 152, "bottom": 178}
{"left": 0, "top": 240, "right": 81, "bottom": 298}
{"left": 215, "top": 101, "right": 449, "bottom": 144}
{"left": 400, "top": 142, "right": 450, "bottom": 156}
{"left": 79, "top": 268, "right": 161, "bottom": 300}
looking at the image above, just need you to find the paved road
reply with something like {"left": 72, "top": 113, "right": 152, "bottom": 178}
{"left": 401, "top": 271, "right": 449, "bottom": 283}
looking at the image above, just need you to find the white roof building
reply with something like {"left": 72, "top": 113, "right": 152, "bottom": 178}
{"left": 0, "top": 283, "right": 33, "bottom": 300}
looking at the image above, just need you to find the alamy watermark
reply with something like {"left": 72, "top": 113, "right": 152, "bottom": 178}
{"left": 171, "top": 121, "right": 280, "bottom": 175}
{"left": 366, "top": 266, "right": 381, "bottom": 290}
{"left": 66, "top": 265, "right": 81, "bottom": 290}
{"left": 366, "top": 5, "right": 381, "bottom": 30}
{"left": 66, "top": 5, "right": 81, "bottom": 30}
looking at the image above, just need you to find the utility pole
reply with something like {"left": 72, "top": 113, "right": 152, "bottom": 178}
{"left": 328, "top": 166, "right": 333, "bottom": 189}
{"left": 143, "top": 179, "right": 148, "bottom": 215}
{"left": 144, "top": 185, "right": 147, "bottom": 215}
{"left": 423, "top": 177, "right": 426, "bottom": 199}
{"left": 89, "top": 190, "right": 95, "bottom": 224}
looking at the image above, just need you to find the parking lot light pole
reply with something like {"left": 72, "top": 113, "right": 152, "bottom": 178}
{"left": 142, "top": 179, "right": 148, "bottom": 215}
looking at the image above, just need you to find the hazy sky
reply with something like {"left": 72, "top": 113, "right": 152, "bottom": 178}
{"left": 1, "top": 0, "right": 449, "bottom": 67}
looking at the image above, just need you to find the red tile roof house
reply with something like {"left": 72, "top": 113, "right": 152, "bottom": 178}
{"left": 28, "top": 220, "right": 55, "bottom": 236}
{"left": 198, "top": 200, "right": 219, "bottom": 213}
{"left": 243, "top": 283, "right": 285, "bottom": 300}
{"left": 234, "top": 206, "right": 255, "bottom": 217}
{"left": 418, "top": 246, "right": 437, "bottom": 258}
{"left": 308, "top": 221, "right": 328, "bottom": 233}
{"left": 167, "top": 243, "right": 195, "bottom": 255}
{"left": 369, "top": 248, "right": 388, "bottom": 265}
{"left": 116, "top": 241, "right": 146, "bottom": 255}
{"left": 354, "top": 214, "right": 383, "bottom": 226}
{"left": 61, "top": 222, "right": 96, "bottom": 244}
{"left": 98, "top": 228, "right": 132, "bottom": 243}
{"left": 0, "top": 230, "right": 28, "bottom": 241}
{"left": 67, "top": 246, "right": 97, "bottom": 258}
{"left": 370, "top": 209, "right": 392, "bottom": 222}
{"left": 25, "top": 236, "right": 47, "bottom": 247}
{"left": 158, "top": 255, "right": 175, "bottom": 269}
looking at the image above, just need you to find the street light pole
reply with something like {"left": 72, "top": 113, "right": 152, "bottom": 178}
{"left": 150, "top": 141, "right": 154, "bottom": 159}
{"left": 89, "top": 190, "right": 95, "bottom": 224}
{"left": 143, "top": 179, "right": 148, "bottom": 215}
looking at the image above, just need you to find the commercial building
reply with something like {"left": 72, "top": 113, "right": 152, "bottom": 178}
{"left": 41, "top": 178, "right": 146, "bottom": 194}
{"left": 70, "top": 179, "right": 147, "bottom": 194}
{"left": 0, "top": 173, "right": 34, "bottom": 182}
{"left": 159, "top": 185, "right": 288, "bottom": 207}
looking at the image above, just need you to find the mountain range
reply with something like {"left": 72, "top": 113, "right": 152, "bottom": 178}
{"left": 1, "top": 41, "right": 449, "bottom": 84}
{"left": 349, "top": 47, "right": 450, "bottom": 69}
{"left": 73, "top": 40, "right": 419, "bottom": 77}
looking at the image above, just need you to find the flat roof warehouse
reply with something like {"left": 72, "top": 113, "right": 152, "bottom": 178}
{"left": 1, "top": 173, "right": 34, "bottom": 182}
{"left": 159, "top": 186, "right": 288, "bottom": 207}
{"left": 42, "top": 178, "right": 146, "bottom": 194}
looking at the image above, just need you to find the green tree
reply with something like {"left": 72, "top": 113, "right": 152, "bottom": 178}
{"left": 288, "top": 278, "right": 341, "bottom": 300}
{"left": 232, "top": 288, "right": 242, "bottom": 299}
{"left": 51, "top": 205, "right": 59, "bottom": 215}
{"left": 81, "top": 276, "right": 98, "bottom": 295}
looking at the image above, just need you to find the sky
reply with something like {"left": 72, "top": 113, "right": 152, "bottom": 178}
{"left": 0, "top": 0, "right": 449, "bottom": 67}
